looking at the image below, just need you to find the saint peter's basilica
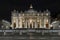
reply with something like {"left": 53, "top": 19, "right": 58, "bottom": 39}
{"left": 11, "top": 4, "right": 51, "bottom": 29}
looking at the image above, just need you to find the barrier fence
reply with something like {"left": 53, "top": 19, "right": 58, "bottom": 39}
{"left": 0, "top": 29, "right": 60, "bottom": 33}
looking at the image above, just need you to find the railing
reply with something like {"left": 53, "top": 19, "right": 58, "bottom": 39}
{"left": 0, "top": 29, "right": 60, "bottom": 35}
{"left": 0, "top": 29, "right": 59, "bottom": 40}
{"left": 0, "top": 29, "right": 60, "bottom": 32}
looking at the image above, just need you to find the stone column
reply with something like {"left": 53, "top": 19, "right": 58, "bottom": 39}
{"left": 27, "top": 21, "right": 28, "bottom": 28}
{"left": 16, "top": 18, "right": 19, "bottom": 28}
{"left": 41, "top": 18, "right": 44, "bottom": 28}
{"left": 19, "top": 18, "right": 22, "bottom": 28}
{"left": 35, "top": 21, "right": 37, "bottom": 28}
{"left": 40, "top": 19, "right": 41, "bottom": 28}
{"left": 11, "top": 22, "right": 14, "bottom": 29}
{"left": 28, "top": 21, "right": 30, "bottom": 28}
{"left": 44, "top": 19, "right": 46, "bottom": 28}
{"left": 33, "top": 22, "right": 35, "bottom": 28}
{"left": 40, "top": 19, "right": 43, "bottom": 28}
{"left": 25, "top": 20, "right": 27, "bottom": 28}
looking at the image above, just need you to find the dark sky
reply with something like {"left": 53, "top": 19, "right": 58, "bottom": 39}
{"left": 0, "top": 0, "right": 60, "bottom": 22}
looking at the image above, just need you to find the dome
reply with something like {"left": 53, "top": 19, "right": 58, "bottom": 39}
{"left": 24, "top": 4, "right": 37, "bottom": 13}
{"left": 24, "top": 9, "right": 37, "bottom": 14}
{"left": 28, "top": 9, "right": 37, "bottom": 13}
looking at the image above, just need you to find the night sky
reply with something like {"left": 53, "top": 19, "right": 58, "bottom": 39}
{"left": 0, "top": 0, "right": 60, "bottom": 22}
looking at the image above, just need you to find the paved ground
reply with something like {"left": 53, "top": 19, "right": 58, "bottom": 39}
{"left": 0, "top": 35, "right": 60, "bottom": 40}
{"left": 0, "top": 32, "right": 60, "bottom": 40}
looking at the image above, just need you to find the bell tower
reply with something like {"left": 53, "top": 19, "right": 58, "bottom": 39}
{"left": 11, "top": 10, "right": 19, "bottom": 29}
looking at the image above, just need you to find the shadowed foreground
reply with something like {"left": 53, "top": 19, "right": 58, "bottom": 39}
{"left": 0, "top": 29, "right": 60, "bottom": 40}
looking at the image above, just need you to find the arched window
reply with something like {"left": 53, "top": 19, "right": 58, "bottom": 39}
{"left": 27, "top": 22, "right": 28, "bottom": 28}
{"left": 46, "top": 23, "right": 49, "bottom": 28}
{"left": 37, "top": 23, "right": 40, "bottom": 28}
{"left": 13, "top": 23, "right": 16, "bottom": 29}
{"left": 46, "top": 20, "right": 49, "bottom": 28}
{"left": 33, "top": 22, "right": 35, "bottom": 28}
{"left": 30, "top": 24, "right": 32, "bottom": 28}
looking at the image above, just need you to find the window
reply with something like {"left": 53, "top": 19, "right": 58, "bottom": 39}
{"left": 27, "top": 22, "right": 28, "bottom": 28}
{"left": 22, "top": 23, "right": 24, "bottom": 28}
{"left": 46, "top": 23, "right": 49, "bottom": 28}
{"left": 13, "top": 23, "right": 16, "bottom": 29}
{"left": 33, "top": 22, "right": 35, "bottom": 28}
{"left": 37, "top": 23, "right": 40, "bottom": 28}
{"left": 30, "top": 24, "right": 32, "bottom": 28}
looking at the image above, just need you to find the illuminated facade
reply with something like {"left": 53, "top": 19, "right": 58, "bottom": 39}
{"left": 11, "top": 5, "right": 51, "bottom": 29}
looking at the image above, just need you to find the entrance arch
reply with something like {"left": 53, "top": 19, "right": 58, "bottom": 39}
{"left": 30, "top": 23, "right": 32, "bottom": 28}
{"left": 33, "top": 22, "right": 35, "bottom": 28}
{"left": 13, "top": 23, "right": 16, "bottom": 29}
